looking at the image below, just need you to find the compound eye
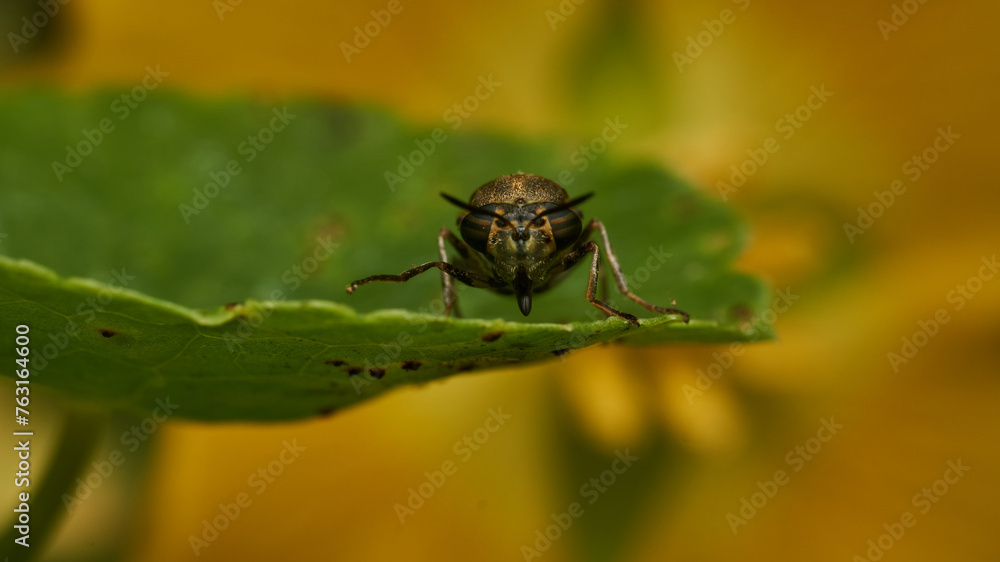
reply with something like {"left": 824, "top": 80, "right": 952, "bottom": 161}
{"left": 542, "top": 208, "right": 583, "bottom": 251}
{"left": 459, "top": 212, "right": 494, "bottom": 254}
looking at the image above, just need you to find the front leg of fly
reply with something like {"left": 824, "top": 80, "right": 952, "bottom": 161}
{"left": 548, "top": 240, "right": 640, "bottom": 326}
{"left": 436, "top": 226, "right": 500, "bottom": 317}
{"left": 544, "top": 219, "right": 690, "bottom": 325}
{"left": 588, "top": 219, "right": 689, "bottom": 323}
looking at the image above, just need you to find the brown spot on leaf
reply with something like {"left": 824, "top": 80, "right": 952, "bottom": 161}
{"left": 731, "top": 304, "right": 753, "bottom": 321}
{"left": 100, "top": 329, "right": 116, "bottom": 338}
{"left": 731, "top": 304, "right": 754, "bottom": 330}
{"left": 400, "top": 360, "right": 422, "bottom": 371}
{"left": 369, "top": 368, "right": 386, "bottom": 379}
{"left": 318, "top": 406, "right": 337, "bottom": 417}
{"left": 552, "top": 348, "right": 571, "bottom": 357}
{"left": 481, "top": 331, "right": 503, "bottom": 342}
{"left": 457, "top": 363, "right": 476, "bottom": 373}
{"left": 347, "top": 366, "right": 363, "bottom": 376}
{"left": 224, "top": 302, "right": 242, "bottom": 310}
{"left": 325, "top": 359, "right": 345, "bottom": 366}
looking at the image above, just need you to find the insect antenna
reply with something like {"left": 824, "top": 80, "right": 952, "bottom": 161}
{"left": 535, "top": 192, "right": 594, "bottom": 217}
{"left": 440, "top": 193, "right": 505, "bottom": 219}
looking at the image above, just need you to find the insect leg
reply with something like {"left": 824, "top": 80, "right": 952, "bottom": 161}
{"left": 599, "top": 258, "right": 609, "bottom": 304}
{"left": 556, "top": 240, "right": 641, "bottom": 327}
{"left": 439, "top": 226, "right": 474, "bottom": 262}
{"left": 346, "top": 261, "right": 498, "bottom": 297}
{"left": 590, "top": 219, "right": 690, "bottom": 323}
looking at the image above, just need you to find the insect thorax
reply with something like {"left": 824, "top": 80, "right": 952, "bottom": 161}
{"left": 469, "top": 174, "right": 570, "bottom": 207}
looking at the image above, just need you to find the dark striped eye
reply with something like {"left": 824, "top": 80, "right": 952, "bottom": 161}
{"left": 459, "top": 212, "right": 495, "bottom": 254}
{"left": 542, "top": 207, "right": 583, "bottom": 250}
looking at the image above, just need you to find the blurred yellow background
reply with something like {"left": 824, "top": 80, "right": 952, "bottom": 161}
{"left": 3, "top": 0, "right": 998, "bottom": 560}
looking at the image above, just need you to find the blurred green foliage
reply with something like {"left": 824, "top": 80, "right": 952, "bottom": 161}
{"left": 0, "top": 92, "right": 770, "bottom": 421}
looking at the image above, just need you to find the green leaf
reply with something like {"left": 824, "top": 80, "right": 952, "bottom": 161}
{"left": 0, "top": 91, "right": 771, "bottom": 421}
